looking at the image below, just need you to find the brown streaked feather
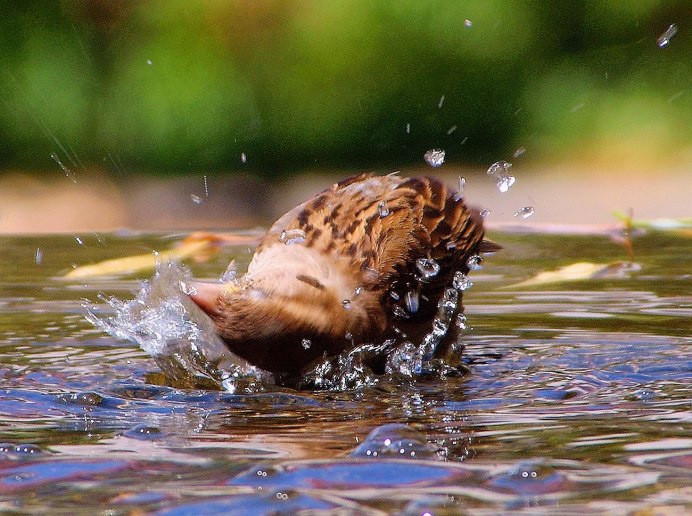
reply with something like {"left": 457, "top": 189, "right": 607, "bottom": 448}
{"left": 190, "top": 173, "right": 493, "bottom": 378}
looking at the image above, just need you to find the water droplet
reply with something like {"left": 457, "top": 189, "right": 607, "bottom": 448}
{"left": 240, "top": 152, "right": 247, "bottom": 163}
{"left": 464, "top": 19, "right": 472, "bottom": 28}
{"left": 203, "top": 175, "right": 209, "bottom": 197}
{"left": 514, "top": 206, "right": 535, "bottom": 219}
{"left": 301, "top": 338, "right": 312, "bottom": 349}
{"left": 453, "top": 176, "right": 465, "bottom": 201}
{"left": 415, "top": 258, "right": 440, "bottom": 279}
{"left": 446, "top": 242, "right": 457, "bottom": 250}
{"left": 657, "top": 23, "right": 678, "bottom": 48}
{"left": 51, "top": 152, "right": 77, "bottom": 182}
{"left": 354, "top": 286, "right": 363, "bottom": 297}
{"left": 447, "top": 125, "right": 457, "bottom": 135}
{"left": 438, "top": 95, "right": 445, "bottom": 108}
{"left": 513, "top": 146, "right": 526, "bottom": 158}
{"left": 280, "top": 228, "right": 306, "bottom": 245}
{"left": 34, "top": 248, "right": 43, "bottom": 265}
{"left": 432, "top": 318, "right": 448, "bottom": 336}
{"left": 480, "top": 209, "right": 491, "bottom": 218}
{"left": 424, "top": 149, "right": 445, "bottom": 168}
{"left": 191, "top": 194, "right": 202, "bottom": 204}
{"left": 146, "top": 59, "right": 153, "bottom": 65}
{"left": 345, "top": 332, "right": 353, "bottom": 340}
{"left": 390, "top": 291, "right": 400, "bottom": 301}
{"left": 219, "top": 260, "right": 237, "bottom": 282}
{"left": 378, "top": 200, "right": 390, "bottom": 217}
{"left": 342, "top": 299, "right": 351, "bottom": 309}
{"left": 455, "top": 313, "right": 467, "bottom": 330}
{"left": 466, "top": 254, "right": 483, "bottom": 270}
{"left": 405, "top": 290, "right": 419, "bottom": 314}
{"left": 442, "top": 288, "right": 458, "bottom": 308}
{"left": 75, "top": 236, "right": 84, "bottom": 246}
{"left": 453, "top": 271, "right": 473, "bottom": 291}
{"left": 487, "top": 160, "right": 516, "bottom": 192}
{"left": 406, "top": 122, "right": 411, "bottom": 134}
{"left": 393, "top": 306, "right": 409, "bottom": 319}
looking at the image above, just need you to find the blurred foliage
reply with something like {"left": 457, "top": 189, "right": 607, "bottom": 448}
{"left": 0, "top": 0, "right": 689, "bottom": 176}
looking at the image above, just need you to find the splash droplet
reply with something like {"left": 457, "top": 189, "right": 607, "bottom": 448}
{"left": 390, "top": 291, "right": 400, "bottom": 301}
{"left": 453, "top": 271, "right": 473, "bottom": 291}
{"left": 513, "top": 146, "right": 526, "bottom": 158}
{"left": 514, "top": 206, "right": 535, "bottom": 219}
{"left": 424, "top": 149, "right": 445, "bottom": 168}
{"left": 354, "top": 286, "right": 363, "bottom": 297}
{"left": 487, "top": 160, "right": 515, "bottom": 192}
{"left": 378, "top": 200, "right": 390, "bottom": 218}
{"left": 301, "top": 338, "right": 312, "bottom": 349}
{"left": 453, "top": 176, "right": 465, "bottom": 201}
{"left": 34, "top": 248, "right": 43, "bottom": 264}
{"left": 405, "top": 290, "right": 419, "bottom": 314}
{"left": 406, "top": 123, "right": 411, "bottom": 134}
{"left": 466, "top": 254, "right": 483, "bottom": 270}
{"left": 146, "top": 59, "right": 153, "bottom": 65}
{"left": 464, "top": 19, "right": 472, "bottom": 28}
{"left": 480, "top": 209, "right": 491, "bottom": 218}
{"left": 416, "top": 258, "right": 440, "bottom": 279}
{"left": 438, "top": 95, "right": 445, "bottom": 108}
{"left": 240, "top": 152, "right": 247, "bottom": 163}
{"left": 191, "top": 194, "right": 202, "bottom": 204}
{"left": 657, "top": 24, "right": 678, "bottom": 48}
{"left": 455, "top": 313, "right": 468, "bottom": 330}
{"left": 75, "top": 236, "right": 84, "bottom": 246}
{"left": 393, "top": 306, "right": 409, "bottom": 319}
{"left": 447, "top": 125, "right": 457, "bottom": 135}
{"left": 280, "top": 228, "right": 306, "bottom": 245}
{"left": 342, "top": 299, "right": 351, "bottom": 309}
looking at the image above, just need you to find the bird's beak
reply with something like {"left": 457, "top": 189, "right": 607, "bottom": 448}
{"left": 188, "top": 282, "right": 238, "bottom": 317}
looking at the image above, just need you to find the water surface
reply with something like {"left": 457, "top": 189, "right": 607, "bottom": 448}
{"left": 0, "top": 231, "right": 689, "bottom": 513}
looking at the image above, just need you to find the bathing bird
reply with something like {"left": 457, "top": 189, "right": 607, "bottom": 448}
{"left": 189, "top": 173, "right": 496, "bottom": 380}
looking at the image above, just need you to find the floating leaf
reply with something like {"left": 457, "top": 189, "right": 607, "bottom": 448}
{"left": 504, "top": 261, "right": 640, "bottom": 289}
{"left": 63, "top": 232, "right": 260, "bottom": 279}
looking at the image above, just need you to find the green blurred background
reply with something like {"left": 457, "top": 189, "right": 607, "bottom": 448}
{"left": 1, "top": 0, "right": 690, "bottom": 178}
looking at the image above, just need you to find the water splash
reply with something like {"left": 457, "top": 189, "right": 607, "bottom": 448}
{"left": 466, "top": 254, "right": 483, "bottom": 271}
{"left": 415, "top": 258, "right": 440, "bottom": 279}
{"left": 301, "top": 338, "right": 312, "bottom": 350}
{"left": 487, "top": 160, "right": 516, "bottom": 192}
{"left": 657, "top": 24, "right": 678, "bottom": 48}
{"left": 424, "top": 149, "right": 446, "bottom": 168}
{"left": 280, "top": 229, "right": 306, "bottom": 245}
{"left": 50, "top": 152, "right": 77, "bottom": 183}
{"left": 378, "top": 201, "right": 390, "bottom": 218}
{"left": 514, "top": 206, "right": 535, "bottom": 219}
{"left": 84, "top": 261, "right": 268, "bottom": 392}
{"left": 453, "top": 271, "right": 473, "bottom": 291}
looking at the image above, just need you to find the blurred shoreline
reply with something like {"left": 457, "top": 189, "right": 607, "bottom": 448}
{"left": 0, "top": 164, "right": 690, "bottom": 234}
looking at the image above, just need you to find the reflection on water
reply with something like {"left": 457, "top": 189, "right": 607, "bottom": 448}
{"left": 0, "top": 232, "right": 689, "bottom": 513}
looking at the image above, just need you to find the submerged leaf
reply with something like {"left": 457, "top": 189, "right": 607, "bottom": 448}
{"left": 504, "top": 261, "right": 640, "bottom": 289}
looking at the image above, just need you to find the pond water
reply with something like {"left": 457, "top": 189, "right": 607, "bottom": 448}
{"left": 0, "top": 231, "right": 689, "bottom": 514}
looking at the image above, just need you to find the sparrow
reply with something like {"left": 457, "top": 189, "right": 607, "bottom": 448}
{"left": 189, "top": 173, "right": 497, "bottom": 382}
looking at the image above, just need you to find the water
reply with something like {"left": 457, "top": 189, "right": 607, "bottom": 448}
{"left": 657, "top": 23, "right": 678, "bottom": 48}
{"left": 0, "top": 231, "right": 689, "bottom": 513}
{"left": 487, "top": 160, "right": 516, "bottom": 193}
{"left": 424, "top": 149, "right": 446, "bottom": 168}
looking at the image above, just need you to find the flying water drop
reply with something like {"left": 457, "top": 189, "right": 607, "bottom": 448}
{"left": 240, "top": 152, "right": 247, "bottom": 163}
{"left": 191, "top": 194, "right": 202, "bottom": 204}
{"left": 342, "top": 299, "right": 352, "bottom": 309}
{"left": 480, "top": 209, "right": 491, "bottom": 218}
{"left": 50, "top": 152, "right": 77, "bottom": 183}
{"left": 424, "top": 149, "right": 445, "bottom": 168}
{"left": 514, "top": 206, "right": 535, "bottom": 219}
{"left": 453, "top": 271, "right": 473, "bottom": 291}
{"left": 453, "top": 176, "right": 465, "bottom": 201}
{"left": 378, "top": 200, "right": 390, "bottom": 218}
{"left": 513, "top": 146, "right": 526, "bottom": 158}
{"left": 301, "top": 338, "right": 312, "bottom": 350}
{"left": 415, "top": 258, "right": 440, "bottom": 279}
{"left": 464, "top": 19, "right": 472, "bottom": 28}
{"left": 487, "top": 160, "right": 516, "bottom": 193}
{"left": 280, "top": 228, "right": 306, "bottom": 245}
{"left": 447, "top": 125, "right": 457, "bottom": 135}
{"left": 657, "top": 24, "right": 678, "bottom": 48}
{"left": 34, "top": 248, "right": 43, "bottom": 265}
{"left": 466, "top": 254, "right": 483, "bottom": 270}
{"left": 455, "top": 313, "right": 468, "bottom": 330}
{"left": 438, "top": 95, "right": 445, "bottom": 108}
{"left": 405, "top": 290, "right": 420, "bottom": 314}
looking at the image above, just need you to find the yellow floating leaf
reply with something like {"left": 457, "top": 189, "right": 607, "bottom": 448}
{"left": 503, "top": 261, "right": 639, "bottom": 289}
{"left": 63, "top": 239, "right": 215, "bottom": 279}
